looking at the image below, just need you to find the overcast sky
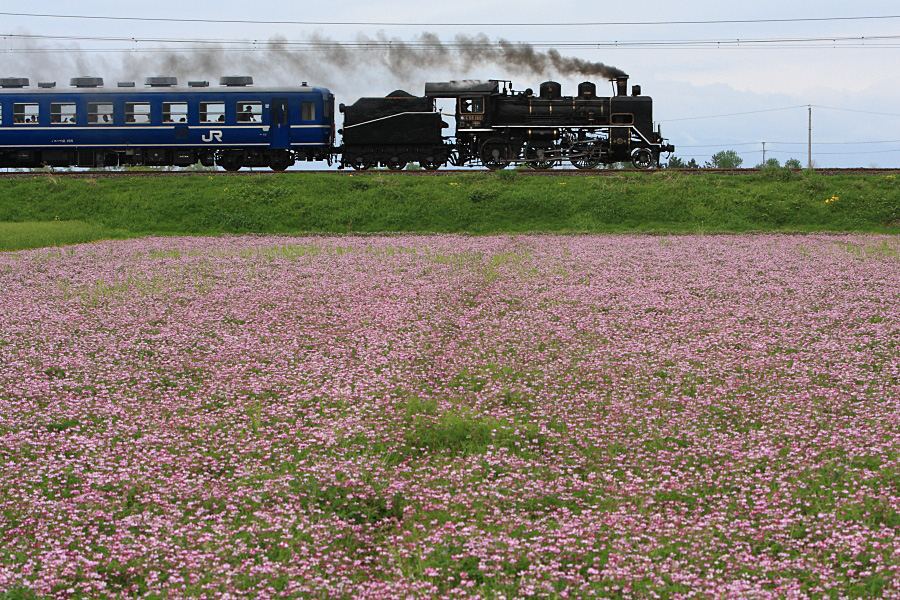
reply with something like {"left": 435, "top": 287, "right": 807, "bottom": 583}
{"left": 2, "top": 0, "right": 900, "bottom": 167}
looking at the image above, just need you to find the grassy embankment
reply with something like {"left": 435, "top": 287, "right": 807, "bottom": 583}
{"left": 0, "top": 168, "right": 898, "bottom": 251}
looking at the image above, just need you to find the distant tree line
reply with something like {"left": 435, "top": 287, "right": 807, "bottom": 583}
{"left": 665, "top": 151, "right": 802, "bottom": 169}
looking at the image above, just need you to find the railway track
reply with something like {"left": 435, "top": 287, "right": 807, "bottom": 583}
{"left": 2, "top": 167, "right": 900, "bottom": 179}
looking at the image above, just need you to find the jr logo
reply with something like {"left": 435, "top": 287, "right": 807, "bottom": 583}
{"left": 202, "top": 130, "right": 223, "bottom": 142}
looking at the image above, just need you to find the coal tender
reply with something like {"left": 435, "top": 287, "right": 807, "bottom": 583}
{"left": 338, "top": 89, "right": 452, "bottom": 170}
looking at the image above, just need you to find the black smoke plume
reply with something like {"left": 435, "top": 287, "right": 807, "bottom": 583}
{"left": 0, "top": 32, "right": 627, "bottom": 88}
{"left": 299, "top": 32, "right": 627, "bottom": 81}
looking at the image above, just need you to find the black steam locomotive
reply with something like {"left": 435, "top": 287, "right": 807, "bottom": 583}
{"left": 341, "top": 76, "right": 674, "bottom": 170}
{"left": 0, "top": 74, "right": 672, "bottom": 171}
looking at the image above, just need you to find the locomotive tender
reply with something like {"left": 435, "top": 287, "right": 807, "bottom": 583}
{"left": 0, "top": 74, "right": 672, "bottom": 171}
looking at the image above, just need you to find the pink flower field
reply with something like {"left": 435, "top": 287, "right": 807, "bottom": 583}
{"left": 1, "top": 233, "right": 899, "bottom": 599}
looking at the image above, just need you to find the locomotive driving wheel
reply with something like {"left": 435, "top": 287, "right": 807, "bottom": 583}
{"left": 569, "top": 144, "right": 601, "bottom": 170}
{"left": 480, "top": 138, "right": 510, "bottom": 170}
{"left": 525, "top": 146, "right": 557, "bottom": 170}
{"left": 631, "top": 148, "right": 654, "bottom": 169}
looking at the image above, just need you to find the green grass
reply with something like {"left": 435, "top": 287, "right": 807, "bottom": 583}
{"left": 1, "top": 168, "right": 898, "bottom": 251}
{"left": 0, "top": 220, "right": 130, "bottom": 252}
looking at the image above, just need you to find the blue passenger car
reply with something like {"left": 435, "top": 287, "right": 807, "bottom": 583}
{"left": 0, "top": 76, "right": 334, "bottom": 171}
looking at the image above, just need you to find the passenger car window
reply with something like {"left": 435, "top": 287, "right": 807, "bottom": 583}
{"left": 163, "top": 102, "right": 188, "bottom": 123}
{"left": 51, "top": 103, "right": 77, "bottom": 124}
{"left": 125, "top": 102, "right": 151, "bottom": 124}
{"left": 237, "top": 102, "right": 262, "bottom": 123}
{"left": 200, "top": 102, "right": 225, "bottom": 123}
{"left": 88, "top": 103, "right": 114, "bottom": 124}
{"left": 14, "top": 103, "right": 39, "bottom": 124}
{"left": 301, "top": 101, "right": 316, "bottom": 121}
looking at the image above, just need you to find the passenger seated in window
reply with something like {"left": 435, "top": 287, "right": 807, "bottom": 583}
{"left": 218, "top": 114, "right": 225, "bottom": 122}
{"left": 239, "top": 106, "right": 253, "bottom": 122}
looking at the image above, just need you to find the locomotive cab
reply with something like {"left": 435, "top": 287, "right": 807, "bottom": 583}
{"left": 458, "top": 96, "right": 486, "bottom": 129}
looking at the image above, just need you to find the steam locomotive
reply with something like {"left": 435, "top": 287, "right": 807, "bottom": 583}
{"left": 0, "top": 75, "right": 673, "bottom": 170}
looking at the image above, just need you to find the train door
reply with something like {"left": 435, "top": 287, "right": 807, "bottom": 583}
{"left": 271, "top": 98, "right": 290, "bottom": 148}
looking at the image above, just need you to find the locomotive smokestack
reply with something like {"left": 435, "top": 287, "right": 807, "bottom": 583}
{"left": 616, "top": 76, "right": 628, "bottom": 97}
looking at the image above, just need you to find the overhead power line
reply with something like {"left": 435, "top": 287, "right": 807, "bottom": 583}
{"left": 677, "top": 143, "right": 763, "bottom": 148}
{"left": 767, "top": 148, "right": 900, "bottom": 155}
{"left": 769, "top": 139, "right": 900, "bottom": 145}
{"left": 2, "top": 11, "right": 900, "bottom": 27}
{"left": 662, "top": 105, "right": 900, "bottom": 123}
{"left": 5, "top": 33, "right": 899, "bottom": 53}
{"left": 660, "top": 106, "right": 809, "bottom": 122}
{"left": 678, "top": 147, "right": 900, "bottom": 159}
{"left": 812, "top": 104, "right": 900, "bottom": 117}
{"left": 680, "top": 140, "right": 900, "bottom": 148}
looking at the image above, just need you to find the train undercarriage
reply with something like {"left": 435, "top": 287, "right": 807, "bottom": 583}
{"left": 457, "top": 128, "right": 668, "bottom": 170}
{"left": 339, "top": 144, "right": 453, "bottom": 171}
{"left": 0, "top": 147, "right": 330, "bottom": 171}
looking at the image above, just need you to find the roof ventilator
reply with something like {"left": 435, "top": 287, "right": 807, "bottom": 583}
{"left": 38, "top": 82, "right": 56, "bottom": 89}
{"left": 219, "top": 76, "right": 253, "bottom": 87}
{"left": 70, "top": 77, "right": 104, "bottom": 88}
{"left": 0, "top": 77, "right": 29, "bottom": 88}
{"left": 188, "top": 81, "right": 210, "bottom": 87}
{"left": 145, "top": 76, "right": 178, "bottom": 87}
{"left": 118, "top": 82, "right": 136, "bottom": 88}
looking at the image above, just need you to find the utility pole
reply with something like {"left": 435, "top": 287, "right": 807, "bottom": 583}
{"left": 808, "top": 106, "right": 812, "bottom": 169}
{"left": 762, "top": 141, "right": 766, "bottom": 166}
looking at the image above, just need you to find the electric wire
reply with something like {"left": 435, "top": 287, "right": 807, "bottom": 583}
{"left": 662, "top": 105, "right": 900, "bottom": 123}
{"left": 3, "top": 33, "right": 900, "bottom": 51}
{"left": 660, "top": 106, "right": 809, "bottom": 122}
{"left": 3, "top": 11, "right": 900, "bottom": 27}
